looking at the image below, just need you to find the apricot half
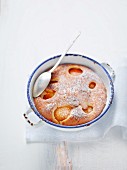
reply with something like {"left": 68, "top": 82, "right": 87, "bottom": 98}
{"left": 41, "top": 89, "right": 56, "bottom": 99}
{"left": 83, "top": 106, "right": 93, "bottom": 114}
{"left": 89, "top": 82, "right": 96, "bottom": 89}
{"left": 54, "top": 106, "right": 71, "bottom": 121}
{"left": 69, "top": 68, "right": 83, "bottom": 76}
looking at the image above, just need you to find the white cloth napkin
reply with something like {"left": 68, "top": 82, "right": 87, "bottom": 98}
{"left": 25, "top": 57, "right": 127, "bottom": 143}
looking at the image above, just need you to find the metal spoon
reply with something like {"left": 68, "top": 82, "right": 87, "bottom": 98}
{"left": 33, "top": 32, "right": 81, "bottom": 97}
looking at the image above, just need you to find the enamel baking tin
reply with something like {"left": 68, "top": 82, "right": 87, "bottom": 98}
{"left": 26, "top": 54, "right": 114, "bottom": 131}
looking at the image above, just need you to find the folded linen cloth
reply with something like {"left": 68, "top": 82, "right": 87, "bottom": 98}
{"left": 25, "top": 57, "right": 127, "bottom": 143}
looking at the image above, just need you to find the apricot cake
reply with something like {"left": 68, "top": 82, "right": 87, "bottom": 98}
{"left": 33, "top": 64, "right": 107, "bottom": 126}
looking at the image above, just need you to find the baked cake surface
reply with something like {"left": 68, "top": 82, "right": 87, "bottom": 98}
{"left": 33, "top": 64, "right": 107, "bottom": 126}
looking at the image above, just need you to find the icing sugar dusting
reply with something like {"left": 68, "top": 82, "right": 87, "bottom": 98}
{"left": 71, "top": 106, "right": 85, "bottom": 119}
{"left": 66, "top": 96, "right": 80, "bottom": 106}
{"left": 46, "top": 103, "right": 56, "bottom": 110}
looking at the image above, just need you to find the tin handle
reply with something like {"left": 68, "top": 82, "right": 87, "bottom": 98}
{"left": 101, "top": 62, "right": 115, "bottom": 82}
{"left": 23, "top": 108, "right": 42, "bottom": 126}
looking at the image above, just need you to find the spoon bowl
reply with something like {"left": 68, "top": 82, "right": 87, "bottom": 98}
{"left": 33, "top": 72, "right": 51, "bottom": 97}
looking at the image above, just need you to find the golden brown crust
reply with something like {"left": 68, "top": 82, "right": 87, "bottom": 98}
{"left": 33, "top": 64, "right": 107, "bottom": 126}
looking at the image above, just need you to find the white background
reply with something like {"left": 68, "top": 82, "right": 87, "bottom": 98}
{"left": 0, "top": 0, "right": 127, "bottom": 169}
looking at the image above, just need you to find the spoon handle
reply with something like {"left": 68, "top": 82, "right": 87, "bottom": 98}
{"left": 49, "top": 32, "right": 81, "bottom": 73}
